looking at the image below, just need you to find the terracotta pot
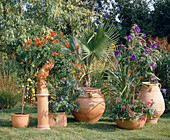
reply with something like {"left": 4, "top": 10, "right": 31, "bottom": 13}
{"left": 11, "top": 113, "right": 30, "bottom": 128}
{"left": 49, "top": 112, "right": 67, "bottom": 127}
{"left": 72, "top": 87, "right": 105, "bottom": 122}
{"left": 116, "top": 119, "right": 146, "bottom": 129}
{"left": 139, "top": 82, "right": 165, "bottom": 124}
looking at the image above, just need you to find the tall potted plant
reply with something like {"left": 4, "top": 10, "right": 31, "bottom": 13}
{"left": 69, "top": 21, "right": 119, "bottom": 122}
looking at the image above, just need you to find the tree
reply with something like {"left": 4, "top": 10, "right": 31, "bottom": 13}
{"left": 151, "top": 0, "right": 170, "bottom": 43}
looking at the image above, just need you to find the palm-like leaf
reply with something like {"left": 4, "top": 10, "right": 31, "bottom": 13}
{"left": 80, "top": 21, "right": 119, "bottom": 74}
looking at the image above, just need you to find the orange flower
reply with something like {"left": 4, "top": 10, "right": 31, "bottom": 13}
{"left": 50, "top": 30, "right": 53, "bottom": 33}
{"left": 63, "top": 68, "right": 66, "bottom": 70}
{"left": 59, "top": 42, "right": 62, "bottom": 45}
{"left": 22, "top": 43, "right": 26, "bottom": 46}
{"left": 29, "top": 39, "right": 32, "bottom": 42}
{"left": 25, "top": 46, "right": 28, "bottom": 50}
{"left": 59, "top": 32, "right": 63, "bottom": 37}
{"left": 40, "top": 46, "right": 42, "bottom": 48}
{"left": 48, "top": 37, "right": 52, "bottom": 42}
{"left": 26, "top": 41, "right": 31, "bottom": 45}
{"left": 43, "top": 40, "right": 47, "bottom": 44}
{"left": 51, "top": 43, "right": 54, "bottom": 45}
{"left": 54, "top": 39, "right": 59, "bottom": 42}
{"left": 43, "top": 35, "right": 47, "bottom": 39}
{"left": 12, "top": 53, "right": 15, "bottom": 58}
{"left": 38, "top": 41, "right": 43, "bottom": 45}
{"left": 35, "top": 38, "right": 40, "bottom": 42}
{"left": 80, "top": 65, "right": 84, "bottom": 68}
{"left": 76, "top": 45, "right": 80, "bottom": 50}
{"left": 72, "top": 50, "right": 77, "bottom": 53}
{"left": 33, "top": 43, "right": 38, "bottom": 45}
{"left": 51, "top": 31, "right": 56, "bottom": 37}
{"left": 74, "top": 65, "right": 78, "bottom": 68}
{"left": 53, "top": 51, "right": 57, "bottom": 56}
{"left": 60, "top": 53, "right": 64, "bottom": 57}
{"left": 65, "top": 42, "right": 69, "bottom": 47}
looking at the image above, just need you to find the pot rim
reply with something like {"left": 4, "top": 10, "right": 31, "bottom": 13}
{"left": 49, "top": 112, "right": 67, "bottom": 115}
{"left": 11, "top": 113, "right": 30, "bottom": 116}
{"left": 76, "top": 87, "right": 101, "bottom": 93}
{"left": 142, "top": 82, "right": 159, "bottom": 86}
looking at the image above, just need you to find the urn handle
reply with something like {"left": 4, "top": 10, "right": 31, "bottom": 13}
{"left": 158, "top": 83, "right": 161, "bottom": 89}
{"left": 88, "top": 92, "right": 93, "bottom": 98}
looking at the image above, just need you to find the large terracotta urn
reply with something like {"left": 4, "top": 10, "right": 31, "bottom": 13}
{"left": 116, "top": 119, "right": 146, "bottom": 129}
{"left": 72, "top": 87, "right": 105, "bottom": 122}
{"left": 139, "top": 82, "right": 165, "bottom": 124}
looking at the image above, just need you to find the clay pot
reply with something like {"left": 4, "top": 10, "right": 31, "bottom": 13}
{"left": 49, "top": 112, "right": 67, "bottom": 127}
{"left": 11, "top": 113, "right": 30, "bottom": 128}
{"left": 139, "top": 82, "right": 165, "bottom": 124}
{"left": 72, "top": 87, "right": 105, "bottom": 122}
{"left": 116, "top": 119, "right": 146, "bottom": 129}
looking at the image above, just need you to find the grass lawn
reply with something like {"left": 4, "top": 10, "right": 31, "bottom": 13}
{"left": 0, "top": 106, "right": 170, "bottom": 140}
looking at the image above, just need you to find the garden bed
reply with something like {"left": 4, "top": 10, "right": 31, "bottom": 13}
{"left": 0, "top": 106, "right": 169, "bottom": 140}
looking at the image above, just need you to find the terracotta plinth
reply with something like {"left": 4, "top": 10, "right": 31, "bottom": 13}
{"left": 36, "top": 94, "right": 50, "bottom": 130}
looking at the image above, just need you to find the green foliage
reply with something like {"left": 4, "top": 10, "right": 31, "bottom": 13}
{"left": 0, "top": 89, "right": 19, "bottom": 110}
{"left": 0, "top": 0, "right": 95, "bottom": 53}
{"left": 151, "top": 0, "right": 170, "bottom": 43}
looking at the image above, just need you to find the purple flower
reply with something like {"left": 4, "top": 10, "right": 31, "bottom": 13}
{"left": 145, "top": 46, "right": 148, "bottom": 49}
{"left": 60, "top": 96, "right": 63, "bottom": 99}
{"left": 151, "top": 63, "right": 154, "bottom": 66}
{"left": 60, "top": 100, "right": 63, "bottom": 103}
{"left": 150, "top": 43, "right": 153, "bottom": 46}
{"left": 73, "top": 77, "right": 75, "bottom": 79}
{"left": 136, "top": 26, "right": 140, "bottom": 33}
{"left": 65, "top": 96, "right": 68, "bottom": 99}
{"left": 154, "top": 78, "right": 157, "bottom": 82}
{"left": 67, "top": 81, "right": 70, "bottom": 84}
{"left": 150, "top": 48, "right": 152, "bottom": 53}
{"left": 120, "top": 44, "right": 123, "bottom": 48}
{"left": 55, "top": 113, "right": 58, "bottom": 115}
{"left": 65, "top": 104, "right": 68, "bottom": 108}
{"left": 115, "top": 50, "right": 120, "bottom": 56}
{"left": 127, "top": 36, "right": 132, "bottom": 41}
{"left": 143, "top": 33, "right": 146, "bottom": 38}
{"left": 131, "top": 55, "right": 136, "bottom": 59}
{"left": 53, "top": 85, "right": 56, "bottom": 88}
{"left": 76, "top": 80, "right": 79, "bottom": 83}
{"left": 154, "top": 64, "right": 157, "bottom": 69}
{"left": 62, "top": 79, "right": 65, "bottom": 82}
{"left": 153, "top": 43, "right": 157, "bottom": 48}
{"left": 144, "top": 50, "right": 148, "bottom": 54}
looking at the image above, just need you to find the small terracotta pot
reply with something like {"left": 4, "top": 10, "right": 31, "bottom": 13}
{"left": 72, "top": 87, "right": 105, "bottom": 122}
{"left": 116, "top": 119, "right": 146, "bottom": 129}
{"left": 139, "top": 82, "right": 165, "bottom": 124}
{"left": 49, "top": 112, "right": 67, "bottom": 127}
{"left": 11, "top": 113, "right": 30, "bottom": 128}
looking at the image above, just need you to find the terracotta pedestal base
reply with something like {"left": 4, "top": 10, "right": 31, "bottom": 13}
{"left": 36, "top": 94, "right": 50, "bottom": 130}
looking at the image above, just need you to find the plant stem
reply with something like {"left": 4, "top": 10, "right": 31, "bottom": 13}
{"left": 21, "top": 83, "right": 26, "bottom": 114}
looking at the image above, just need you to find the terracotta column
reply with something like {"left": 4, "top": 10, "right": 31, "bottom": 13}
{"left": 36, "top": 60, "right": 55, "bottom": 130}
